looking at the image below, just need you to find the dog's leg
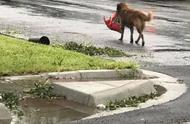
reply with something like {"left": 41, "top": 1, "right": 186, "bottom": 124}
{"left": 130, "top": 27, "right": 134, "bottom": 44}
{"left": 141, "top": 34, "right": 145, "bottom": 46}
{"left": 135, "top": 34, "right": 141, "bottom": 45}
{"left": 141, "top": 22, "right": 145, "bottom": 46}
{"left": 136, "top": 27, "right": 143, "bottom": 46}
{"left": 119, "top": 24, "right": 125, "bottom": 41}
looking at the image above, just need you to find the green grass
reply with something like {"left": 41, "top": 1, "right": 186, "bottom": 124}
{"left": 0, "top": 35, "right": 138, "bottom": 76}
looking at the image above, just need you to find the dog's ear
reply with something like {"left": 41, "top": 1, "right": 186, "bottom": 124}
{"left": 117, "top": 3, "right": 121, "bottom": 12}
{"left": 117, "top": 3, "right": 128, "bottom": 12}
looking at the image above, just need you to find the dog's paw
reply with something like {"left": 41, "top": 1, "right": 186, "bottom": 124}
{"left": 119, "top": 38, "right": 123, "bottom": 41}
{"left": 142, "top": 42, "right": 145, "bottom": 46}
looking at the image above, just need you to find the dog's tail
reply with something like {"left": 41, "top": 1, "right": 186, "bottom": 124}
{"left": 143, "top": 11, "right": 153, "bottom": 21}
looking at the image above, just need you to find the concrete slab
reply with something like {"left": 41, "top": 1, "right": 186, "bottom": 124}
{"left": 53, "top": 81, "right": 114, "bottom": 94}
{"left": 0, "top": 103, "right": 12, "bottom": 124}
{"left": 53, "top": 80, "right": 156, "bottom": 106}
{"left": 88, "top": 80, "right": 155, "bottom": 106}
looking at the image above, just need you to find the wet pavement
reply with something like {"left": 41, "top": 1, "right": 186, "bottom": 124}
{"left": 0, "top": 0, "right": 190, "bottom": 65}
{"left": 0, "top": 0, "right": 190, "bottom": 123}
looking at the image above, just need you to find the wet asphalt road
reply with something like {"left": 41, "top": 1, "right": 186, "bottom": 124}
{"left": 0, "top": 0, "right": 190, "bottom": 65}
{"left": 0, "top": 0, "right": 190, "bottom": 123}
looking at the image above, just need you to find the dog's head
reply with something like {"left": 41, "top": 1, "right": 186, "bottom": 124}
{"left": 116, "top": 3, "right": 128, "bottom": 14}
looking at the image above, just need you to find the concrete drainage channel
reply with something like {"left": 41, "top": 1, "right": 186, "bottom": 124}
{"left": 0, "top": 69, "right": 187, "bottom": 124}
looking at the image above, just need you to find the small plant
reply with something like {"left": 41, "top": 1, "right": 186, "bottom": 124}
{"left": 104, "top": 47, "right": 126, "bottom": 57}
{"left": 57, "top": 42, "right": 128, "bottom": 57}
{"left": 0, "top": 92, "right": 24, "bottom": 117}
{"left": 52, "top": 56, "right": 64, "bottom": 66}
{"left": 117, "top": 70, "right": 132, "bottom": 79}
{"left": 106, "top": 92, "right": 160, "bottom": 110}
{"left": 116, "top": 69, "right": 139, "bottom": 80}
{"left": 24, "top": 80, "right": 55, "bottom": 99}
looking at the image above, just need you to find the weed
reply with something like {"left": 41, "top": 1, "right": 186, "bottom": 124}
{"left": 106, "top": 92, "right": 160, "bottom": 110}
{"left": 0, "top": 92, "right": 24, "bottom": 117}
{"left": 0, "top": 80, "right": 56, "bottom": 117}
{"left": 116, "top": 69, "right": 139, "bottom": 79}
{"left": 24, "top": 80, "right": 55, "bottom": 99}
{"left": 62, "top": 42, "right": 128, "bottom": 57}
{"left": 104, "top": 47, "right": 126, "bottom": 57}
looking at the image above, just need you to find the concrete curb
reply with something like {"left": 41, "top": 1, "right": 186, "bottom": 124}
{"left": 78, "top": 70, "right": 187, "bottom": 120}
{"left": 0, "top": 69, "right": 143, "bottom": 82}
{"left": 142, "top": 69, "right": 178, "bottom": 83}
{"left": 52, "top": 69, "right": 180, "bottom": 107}
{"left": 2, "top": 69, "right": 173, "bottom": 84}
{"left": 83, "top": 82, "right": 187, "bottom": 120}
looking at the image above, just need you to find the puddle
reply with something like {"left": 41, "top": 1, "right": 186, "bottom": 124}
{"left": 12, "top": 99, "right": 91, "bottom": 124}
{"left": 0, "top": 80, "right": 96, "bottom": 124}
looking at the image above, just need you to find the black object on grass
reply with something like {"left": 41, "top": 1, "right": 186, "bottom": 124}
{"left": 28, "top": 36, "right": 50, "bottom": 45}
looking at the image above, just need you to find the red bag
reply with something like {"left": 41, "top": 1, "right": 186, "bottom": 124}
{"left": 104, "top": 12, "right": 121, "bottom": 33}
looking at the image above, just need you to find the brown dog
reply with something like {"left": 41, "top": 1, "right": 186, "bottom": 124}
{"left": 116, "top": 3, "right": 153, "bottom": 46}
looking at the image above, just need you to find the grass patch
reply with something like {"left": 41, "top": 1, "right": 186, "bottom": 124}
{"left": 0, "top": 35, "right": 138, "bottom": 76}
{"left": 53, "top": 42, "right": 128, "bottom": 57}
